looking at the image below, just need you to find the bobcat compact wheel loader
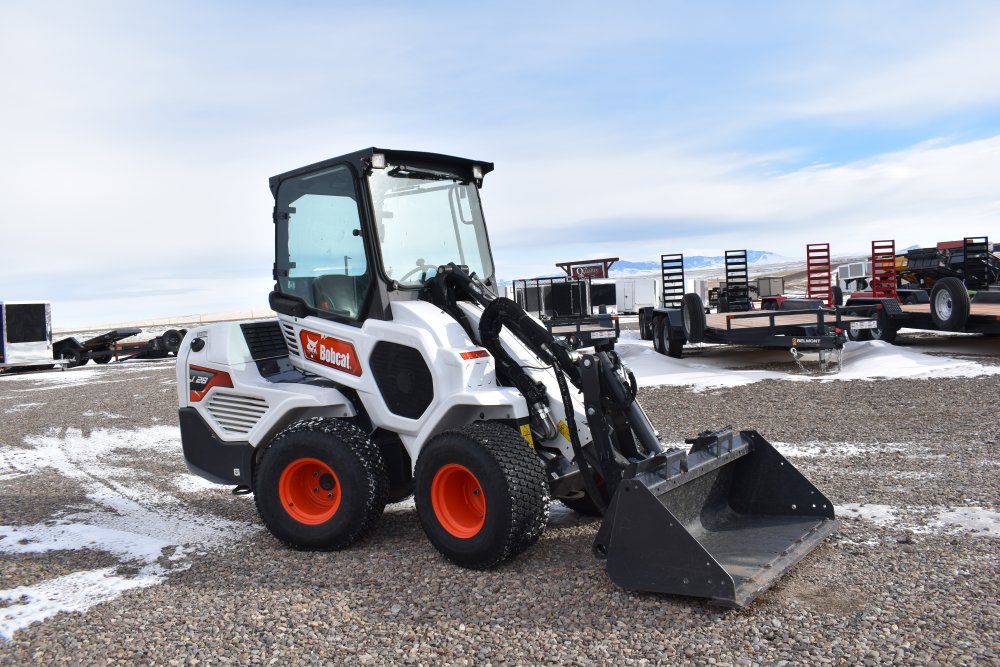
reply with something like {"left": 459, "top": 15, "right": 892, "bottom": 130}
{"left": 177, "top": 148, "right": 837, "bottom": 606}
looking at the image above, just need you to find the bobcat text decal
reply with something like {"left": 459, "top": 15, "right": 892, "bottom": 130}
{"left": 299, "top": 330, "right": 362, "bottom": 376}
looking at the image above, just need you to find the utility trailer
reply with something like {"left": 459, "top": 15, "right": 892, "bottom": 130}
{"left": 639, "top": 249, "right": 877, "bottom": 369}
{"left": 511, "top": 277, "right": 619, "bottom": 349}
{"left": 845, "top": 237, "right": 1000, "bottom": 343}
{"left": 53, "top": 328, "right": 188, "bottom": 367}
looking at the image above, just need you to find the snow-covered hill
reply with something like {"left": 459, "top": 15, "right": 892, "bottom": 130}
{"left": 611, "top": 250, "right": 795, "bottom": 276}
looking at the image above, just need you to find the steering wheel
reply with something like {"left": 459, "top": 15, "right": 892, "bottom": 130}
{"left": 399, "top": 260, "right": 436, "bottom": 284}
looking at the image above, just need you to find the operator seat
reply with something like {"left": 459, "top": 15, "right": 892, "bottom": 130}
{"left": 314, "top": 274, "right": 359, "bottom": 319}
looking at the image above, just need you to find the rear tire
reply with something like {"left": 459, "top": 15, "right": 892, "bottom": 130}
{"left": 254, "top": 418, "right": 388, "bottom": 550}
{"left": 639, "top": 313, "right": 652, "bottom": 341}
{"left": 415, "top": 422, "right": 549, "bottom": 569}
{"left": 930, "top": 277, "right": 970, "bottom": 331}
{"left": 652, "top": 317, "right": 665, "bottom": 354}
{"left": 93, "top": 347, "right": 113, "bottom": 364}
{"left": 682, "top": 293, "right": 706, "bottom": 344}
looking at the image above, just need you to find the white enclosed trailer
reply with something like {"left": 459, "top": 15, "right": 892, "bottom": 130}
{"left": 0, "top": 301, "right": 60, "bottom": 370}
{"left": 615, "top": 278, "right": 659, "bottom": 313}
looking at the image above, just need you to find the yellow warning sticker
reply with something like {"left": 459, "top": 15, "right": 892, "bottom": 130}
{"left": 557, "top": 420, "right": 572, "bottom": 442}
{"left": 519, "top": 423, "right": 534, "bottom": 447}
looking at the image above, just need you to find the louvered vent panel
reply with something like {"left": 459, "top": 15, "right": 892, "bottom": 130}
{"left": 206, "top": 392, "right": 269, "bottom": 435}
{"left": 281, "top": 323, "right": 300, "bottom": 357}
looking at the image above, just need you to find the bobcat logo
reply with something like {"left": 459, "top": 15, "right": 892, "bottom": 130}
{"left": 298, "top": 330, "right": 362, "bottom": 377}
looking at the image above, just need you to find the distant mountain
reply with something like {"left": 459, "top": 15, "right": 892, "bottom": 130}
{"left": 609, "top": 251, "right": 795, "bottom": 276}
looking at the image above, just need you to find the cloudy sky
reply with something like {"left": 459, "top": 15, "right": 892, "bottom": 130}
{"left": 2, "top": 2, "right": 999, "bottom": 327}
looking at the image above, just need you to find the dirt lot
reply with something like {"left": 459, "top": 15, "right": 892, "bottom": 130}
{"left": 1, "top": 351, "right": 997, "bottom": 665}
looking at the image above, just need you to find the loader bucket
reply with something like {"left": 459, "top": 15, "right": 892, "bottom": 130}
{"left": 593, "top": 430, "right": 836, "bottom": 607}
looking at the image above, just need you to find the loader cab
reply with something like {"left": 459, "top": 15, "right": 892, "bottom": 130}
{"left": 269, "top": 148, "right": 496, "bottom": 324}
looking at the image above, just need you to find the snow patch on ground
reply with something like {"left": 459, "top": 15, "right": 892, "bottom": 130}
{"left": 0, "top": 426, "right": 256, "bottom": 640}
{"left": 770, "top": 441, "right": 911, "bottom": 458}
{"left": 837, "top": 503, "right": 999, "bottom": 537}
{"left": 3, "top": 403, "right": 46, "bottom": 414}
{"left": 81, "top": 410, "right": 125, "bottom": 419}
{"left": 616, "top": 331, "right": 1000, "bottom": 390}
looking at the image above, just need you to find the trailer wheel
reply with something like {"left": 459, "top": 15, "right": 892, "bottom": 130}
{"left": 652, "top": 317, "right": 665, "bottom": 354}
{"left": 869, "top": 309, "right": 899, "bottom": 344}
{"left": 415, "top": 422, "right": 549, "bottom": 569}
{"left": 93, "top": 348, "right": 113, "bottom": 364}
{"left": 162, "top": 329, "right": 183, "bottom": 355}
{"left": 254, "top": 418, "right": 388, "bottom": 550}
{"left": 833, "top": 286, "right": 844, "bottom": 306}
{"left": 60, "top": 349, "right": 84, "bottom": 368}
{"left": 682, "top": 293, "right": 706, "bottom": 344}
{"left": 847, "top": 324, "right": 870, "bottom": 342}
{"left": 930, "top": 277, "right": 970, "bottom": 331}
{"left": 666, "top": 337, "right": 684, "bottom": 358}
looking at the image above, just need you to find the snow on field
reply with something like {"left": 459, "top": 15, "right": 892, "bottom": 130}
{"left": 0, "top": 426, "right": 256, "bottom": 639}
{"left": 615, "top": 331, "right": 1000, "bottom": 390}
{"left": 837, "top": 503, "right": 1000, "bottom": 537}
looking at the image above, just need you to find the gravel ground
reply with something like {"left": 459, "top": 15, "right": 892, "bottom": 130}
{"left": 1, "top": 352, "right": 998, "bottom": 665}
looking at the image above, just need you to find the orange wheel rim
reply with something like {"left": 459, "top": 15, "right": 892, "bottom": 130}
{"left": 279, "top": 458, "right": 342, "bottom": 525}
{"left": 431, "top": 463, "right": 486, "bottom": 538}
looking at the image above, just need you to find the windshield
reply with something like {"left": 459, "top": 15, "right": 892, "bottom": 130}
{"left": 369, "top": 165, "right": 494, "bottom": 287}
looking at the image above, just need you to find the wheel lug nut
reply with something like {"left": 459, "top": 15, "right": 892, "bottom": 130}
{"left": 313, "top": 487, "right": 319, "bottom": 492}
{"left": 327, "top": 493, "right": 333, "bottom": 498}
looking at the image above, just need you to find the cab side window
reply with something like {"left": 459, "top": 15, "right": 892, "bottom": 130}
{"left": 277, "top": 165, "right": 370, "bottom": 320}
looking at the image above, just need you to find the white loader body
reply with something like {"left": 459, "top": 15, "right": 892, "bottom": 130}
{"left": 177, "top": 299, "right": 590, "bottom": 469}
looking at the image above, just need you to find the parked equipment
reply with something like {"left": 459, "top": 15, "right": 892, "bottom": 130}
{"left": 845, "top": 237, "right": 1000, "bottom": 342}
{"left": 639, "top": 248, "right": 875, "bottom": 368}
{"left": 54, "top": 328, "right": 187, "bottom": 367}
{"left": 511, "top": 276, "right": 619, "bottom": 348}
{"left": 177, "top": 148, "right": 838, "bottom": 606}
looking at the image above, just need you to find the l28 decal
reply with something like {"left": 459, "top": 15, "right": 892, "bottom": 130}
{"left": 188, "top": 365, "right": 233, "bottom": 402}
{"left": 299, "top": 330, "right": 362, "bottom": 376}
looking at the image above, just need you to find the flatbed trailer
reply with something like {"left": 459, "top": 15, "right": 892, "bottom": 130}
{"left": 844, "top": 237, "right": 1000, "bottom": 342}
{"left": 845, "top": 293, "right": 1000, "bottom": 342}
{"left": 638, "top": 249, "right": 877, "bottom": 368}
{"left": 53, "top": 328, "right": 187, "bottom": 367}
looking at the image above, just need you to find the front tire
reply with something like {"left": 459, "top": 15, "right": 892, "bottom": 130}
{"left": 254, "top": 418, "right": 388, "bottom": 550}
{"left": 415, "top": 422, "right": 549, "bottom": 569}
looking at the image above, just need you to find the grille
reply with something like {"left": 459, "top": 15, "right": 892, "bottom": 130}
{"left": 370, "top": 342, "right": 433, "bottom": 419}
{"left": 281, "top": 322, "right": 300, "bottom": 356}
{"left": 206, "top": 392, "right": 269, "bottom": 435}
{"left": 241, "top": 321, "right": 287, "bottom": 360}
